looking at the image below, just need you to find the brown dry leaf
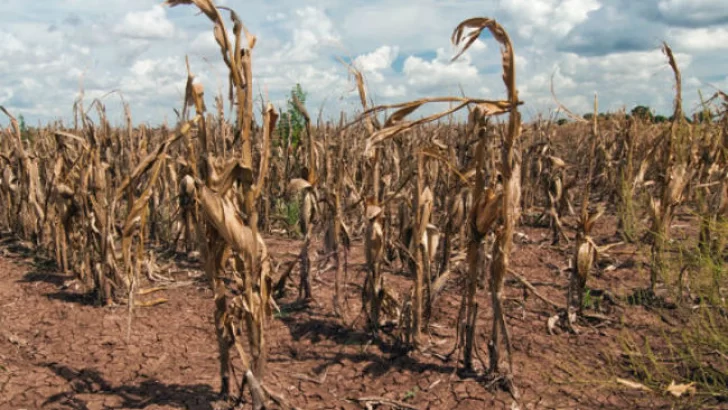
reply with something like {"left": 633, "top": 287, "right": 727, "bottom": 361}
{"left": 665, "top": 381, "right": 696, "bottom": 397}
{"left": 547, "top": 314, "right": 560, "bottom": 335}
{"left": 474, "top": 187, "right": 502, "bottom": 235}
{"left": 662, "top": 42, "right": 682, "bottom": 120}
{"left": 54, "top": 131, "right": 89, "bottom": 149}
{"left": 576, "top": 240, "right": 596, "bottom": 280}
{"left": 385, "top": 101, "right": 426, "bottom": 127}
{"left": 287, "top": 178, "right": 312, "bottom": 195}
{"left": 191, "top": 82, "right": 207, "bottom": 111}
{"left": 649, "top": 197, "right": 661, "bottom": 221}
{"left": 196, "top": 183, "right": 265, "bottom": 260}
{"left": 667, "top": 164, "right": 689, "bottom": 206}
{"left": 420, "top": 186, "right": 433, "bottom": 208}
{"left": 449, "top": 193, "right": 465, "bottom": 227}
{"left": 253, "top": 102, "right": 278, "bottom": 199}
{"left": 421, "top": 149, "right": 473, "bottom": 187}
{"left": 54, "top": 184, "right": 74, "bottom": 199}
{"left": 353, "top": 94, "right": 513, "bottom": 158}
{"left": 584, "top": 205, "right": 605, "bottom": 234}
{"left": 135, "top": 298, "right": 169, "bottom": 308}
{"left": 336, "top": 57, "right": 379, "bottom": 134}
{"left": 366, "top": 204, "right": 382, "bottom": 221}
{"left": 292, "top": 93, "right": 311, "bottom": 123}
{"left": 122, "top": 155, "right": 166, "bottom": 238}
{"left": 366, "top": 220, "right": 384, "bottom": 268}
{"left": 209, "top": 159, "right": 253, "bottom": 194}
{"left": 166, "top": 0, "right": 217, "bottom": 22}
{"left": 549, "top": 156, "right": 566, "bottom": 168}
{"left": 474, "top": 101, "right": 513, "bottom": 116}
{"left": 633, "top": 158, "right": 649, "bottom": 189}
{"left": 425, "top": 224, "right": 440, "bottom": 261}
{"left": 616, "top": 378, "right": 652, "bottom": 392}
{"left": 301, "top": 190, "right": 317, "bottom": 234}
{"left": 431, "top": 138, "right": 447, "bottom": 150}
{"left": 364, "top": 97, "right": 509, "bottom": 121}
{"left": 226, "top": 7, "right": 256, "bottom": 49}
{"left": 213, "top": 24, "right": 228, "bottom": 50}
{"left": 180, "top": 175, "right": 195, "bottom": 197}
{"left": 451, "top": 18, "right": 494, "bottom": 62}
{"left": 452, "top": 17, "right": 515, "bottom": 98}
{"left": 550, "top": 73, "right": 589, "bottom": 123}
{"left": 115, "top": 115, "right": 198, "bottom": 201}
{"left": 364, "top": 100, "right": 485, "bottom": 156}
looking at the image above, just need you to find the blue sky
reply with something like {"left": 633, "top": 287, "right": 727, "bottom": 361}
{"left": 0, "top": 0, "right": 727, "bottom": 126}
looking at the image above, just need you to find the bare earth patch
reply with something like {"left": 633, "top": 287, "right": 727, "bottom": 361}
{"left": 0, "top": 223, "right": 696, "bottom": 409}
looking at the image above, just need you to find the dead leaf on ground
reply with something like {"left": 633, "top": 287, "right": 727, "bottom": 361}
{"left": 665, "top": 381, "right": 696, "bottom": 397}
{"left": 616, "top": 378, "right": 652, "bottom": 392}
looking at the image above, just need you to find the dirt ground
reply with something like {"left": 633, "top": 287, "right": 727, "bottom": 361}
{"left": 0, "top": 217, "right": 704, "bottom": 409}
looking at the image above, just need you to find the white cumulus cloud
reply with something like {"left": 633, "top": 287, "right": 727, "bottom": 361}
{"left": 498, "top": 0, "right": 601, "bottom": 39}
{"left": 0, "top": 0, "right": 725, "bottom": 125}
{"left": 403, "top": 48, "right": 478, "bottom": 89}
{"left": 668, "top": 27, "right": 728, "bottom": 50}
{"left": 114, "top": 6, "right": 176, "bottom": 40}
{"left": 354, "top": 45, "right": 399, "bottom": 82}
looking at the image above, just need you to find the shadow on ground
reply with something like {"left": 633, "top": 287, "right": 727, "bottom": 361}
{"left": 44, "top": 363, "right": 218, "bottom": 410}
{"left": 278, "top": 312, "right": 458, "bottom": 379}
{"left": 20, "top": 270, "right": 71, "bottom": 287}
{"left": 44, "top": 290, "right": 100, "bottom": 307}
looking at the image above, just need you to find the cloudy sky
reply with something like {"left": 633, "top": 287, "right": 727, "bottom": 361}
{"left": 1, "top": 0, "right": 727, "bottom": 126}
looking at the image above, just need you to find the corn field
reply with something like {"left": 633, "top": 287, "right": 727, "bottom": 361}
{"left": 1, "top": 1, "right": 728, "bottom": 409}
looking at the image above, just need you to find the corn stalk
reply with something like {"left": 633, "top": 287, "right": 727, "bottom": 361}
{"left": 568, "top": 95, "right": 602, "bottom": 317}
{"left": 649, "top": 43, "right": 691, "bottom": 293}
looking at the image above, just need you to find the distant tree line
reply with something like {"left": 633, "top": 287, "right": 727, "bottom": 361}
{"left": 556, "top": 104, "right": 715, "bottom": 125}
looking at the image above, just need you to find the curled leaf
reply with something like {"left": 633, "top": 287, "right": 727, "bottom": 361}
{"left": 366, "top": 204, "right": 383, "bottom": 221}
{"left": 287, "top": 178, "right": 312, "bottom": 195}
{"left": 666, "top": 381, "right": 696, "bottom": 397}
{"left": 473, "top": 187, "right": 502, "bottom": 235}
{"left": 549, "top": 156, "right": 566, "bottom": 169}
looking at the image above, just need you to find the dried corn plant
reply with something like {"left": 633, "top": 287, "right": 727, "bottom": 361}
{"left": 697, "top": 101, "right": 728, "bottom": 262}
{"left": 165, "top": 1, "right": 283, "bottom": 407}
{"left": 407, "top": 152, "right": 435, "bottom": 345}
{"left": 0, "top": 108, "right": 44, "bottom": 243}
{"left": 438, "top": 141, "right": 469, "bottom": 278}
{"left": 288, "top": 92, "right": 317, "bottom": 301}
{"left": 1, "top": 102, "right": 197, "bottom": 310}
{"left": 648, "top": 43, "right": 693, "bottom": 293}
{"left": 342, "top": 62, "right": 393, "bottom": 333}
{"left": 460, "top": 19, "right": 523, "bottom": 393}
{"left": 613, "top": 113, "right": 640, "bottom": 242}
{"left": 363, "top": 198, "right": 387, "bottom": 332}
{"left": 523, "top": 129, "right": 571, "bottom": 245}
{"left": 457, "top": 110, "right": 501, "bottom": 372}
{"left": 0, "top": 153, "right": 15, "bottom": 230}
{"left": 345, "top": 20, "right": 523, "bottom": 390}
{"left": 328, "top": 122, "right": 352, "bottom": 318}
{"left": 356, "top": 95, "right": 509, "bottom": 340}
{"left": 568, "top": 95, "right": 603, "bottom": 318}
{"left": 0, "top": 126, "right": 19, "bottom": 232}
